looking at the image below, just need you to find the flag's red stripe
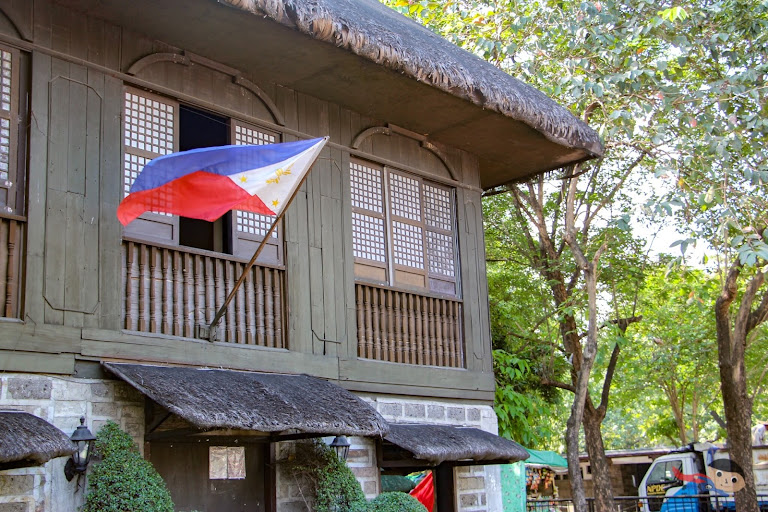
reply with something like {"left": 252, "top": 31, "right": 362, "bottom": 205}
{"left": 117, "top": 170, "right": 275, "bottom": 225}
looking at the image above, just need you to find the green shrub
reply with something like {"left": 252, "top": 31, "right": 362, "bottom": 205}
{"left": 82, "top": 421, "right": 174, "bottom": 512}
{"left": 367, "top": 492, "right": 426, "bottom": 511}
{"left": 281, "top": 439, "right": 366, "bottom": 512}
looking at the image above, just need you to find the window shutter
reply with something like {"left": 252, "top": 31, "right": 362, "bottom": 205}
{"left": 0, "top": 45, "right": 21, "bottom": 215}
{"left": 423, "top": 183, "right": 458, "bottom": 296}
{"left": 229, "top": 120, "right": 282, "bottom": 265}
{"left": 350, "top": 160, "right": 388, "bottom": 283}
{"left": 388, "top": 169, "right": 427, "bottom": 289}
{"left": 121, "top": 87, "right": 179, "bottom": 244}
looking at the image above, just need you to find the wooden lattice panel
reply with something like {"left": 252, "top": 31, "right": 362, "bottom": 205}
{"left": 233, "top": 120, "right": 278, "bottom": 238}
{"left": 389, "top": 172, "right": 421, "bottom": 221}
{"left": 352, "top": 212, "right": 386, "bottom": 262}
{"left": 392, "top": 221, "right": 424, "bottom": 269}
{"left": 236, "top": 210, "right": 277, "bottom": 238}
{"left": 0, "top": 50, "right": 11, "bottom": 113}
{"left": 350, "top": 162, "right": 384, "bottom": 213}
{"left": 123, "top": 91, "right": 174, "bottom": 155}
{"left": 234, "top": 123, "right": 276, "bottom": 146}
{"left": 424, "top": 184, "right": 452, "bottom": 231}
{"left": 426, "top": 231, "right": 455, "bottom": 277}
{"left": 0, "top": 118, "right": 9, "bottom": 183}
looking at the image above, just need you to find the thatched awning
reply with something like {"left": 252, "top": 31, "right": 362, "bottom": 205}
{"left": 384, "top": 424, "right": 528, "bottom": 466}
{"left": 103, "top": 363, "right": 389, "bottom": 438}
{"left": 0, "top": 412, "right": 75, "bottom": 470}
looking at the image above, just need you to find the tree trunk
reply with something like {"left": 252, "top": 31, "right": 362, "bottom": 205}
{"left": 714, "top": 266, "right": 762, "bottom": 512}
{"left": 584, "top": 401, "right": 614, "bottom": 512}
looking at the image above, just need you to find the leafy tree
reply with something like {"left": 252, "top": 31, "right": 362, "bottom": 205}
{"left": 384, "top": 0, "right": 768, "bottom": 509}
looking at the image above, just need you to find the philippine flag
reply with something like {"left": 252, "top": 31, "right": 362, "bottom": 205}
{"left": 117, "top": 137, "right": 328, "bottom": 226}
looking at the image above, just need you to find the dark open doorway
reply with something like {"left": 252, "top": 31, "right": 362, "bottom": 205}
{"left": 178, "top": 105, "right": 231, "bottom": 252}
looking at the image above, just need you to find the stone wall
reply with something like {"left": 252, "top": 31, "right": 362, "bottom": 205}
{"left": 364, "top": 395, "right": 503, "bottom": 512}
{"left": 0, "top": 374, "right": 145, "bottom": 512}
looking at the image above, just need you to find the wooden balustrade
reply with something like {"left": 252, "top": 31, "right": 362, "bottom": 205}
{"left": 122, "top": 240, "right": 285, "bottom": 347}
{"left": 355, "top": 282, "right": 464, "bottom": 368}
{"left": 0, "top": 215, "right": 22, "bottom": 319}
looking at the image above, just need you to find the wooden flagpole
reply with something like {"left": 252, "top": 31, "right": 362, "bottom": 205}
{"left": 206, "top": 154, "right": 322, "bottom": 342}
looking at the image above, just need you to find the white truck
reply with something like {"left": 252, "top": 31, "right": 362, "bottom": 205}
{"left": 638, "top": 442, "right": 768, "bottom": 511}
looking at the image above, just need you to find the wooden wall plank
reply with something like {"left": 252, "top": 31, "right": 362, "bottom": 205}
{"left": 0, "top": 350, "right": 75, "bottom": 374}
{"left": 98, "top": 75, "right": 124, "bottom": 331}
{"left": 25, "top": 51, "right": 52, "bottom": 324}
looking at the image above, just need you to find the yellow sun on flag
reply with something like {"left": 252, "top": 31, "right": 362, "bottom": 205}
{"left": 266, "top": 165, "right": 293, "bottom": 185}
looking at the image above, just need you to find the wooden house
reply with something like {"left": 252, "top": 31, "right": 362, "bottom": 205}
{"left": 0, "top": 0, "right": 603, "bottom": 510}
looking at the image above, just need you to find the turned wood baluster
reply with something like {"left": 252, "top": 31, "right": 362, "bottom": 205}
{"left": 184, "top": 253, "right": 195, "bottom": 337}
{"left": 395, "top": 292, "right": 404, "bottom": 363}
{"left": 222, "top": 260, "right": 233, "bottom": 342}
{"left": 407, "top": 293, "right": 416, "bottom": 364}
{"left": 445, "top": 300, "right": 455, "bottom": 367}
{"left": 244, "top": 267, "right": 255, "bottom": 345}
{"left": 415, "top": 294, "right": 424, "bottom": 365}
{"left": 124, "top": 242, "right": 134, "bottom": 330}
{"left": 433, "top": 298, "right": 442, "bottom": 366}
{"left": 265, "top": 268, "right": 275, "bottom": 347}
{"left": 456, "top": 302, "right": 464, "bottom": 368}
{"left": 172, "top": 251, "right": 182, "bottom": 336}
{"left": 273, "top": 270, "right": 284, "bottom": 348}
{"left": 148, "top": 246, "right": 158, "bottom": 333}
{"left": 385, "top": 289, "right": 395, "bottom": 362}
{"left": 4, "top": 221, "right": 18, "bottom": 318}
{"left": 427, "top": 297, "right": 437, "bottom": 365}
{"left": 356, "top": 284, "right": 365, "bottom": 357}
{"left": 137, "top": 245, "right": 148, "bottom": 332}
{"left": 161, "top": 249, "right": 171, "bottom": 334}
{"left": 0, "top": 220, "right": 8, "bottom": 315}
{"left": 255, "top": 268, "right": 265, "bottom": 346}
{"left": 364, "top": 286, "right": 374, "bottom": 359}
{"left": 201, "top": 256, "right": 212, "bottom": 326}
{"left": 372, "top": 288, "right": 381, "bottom": 360}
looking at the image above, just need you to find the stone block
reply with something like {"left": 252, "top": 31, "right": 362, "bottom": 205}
{"left": 91, "top": 402, "right": 118, "bottom": 418}
{"left": 347, "top": 448, "right": 370, "bottom": 463}
{"left": 379, "top": 403, "right": 403, "bottom": 419}
{"left": 363, "top": 480, "right": 377, "bottom": 495}
{"left": 427, "top": 405, "right": 445, "bottom": 420}
{"left": 467, "top": 408, "right": 481, "bottom": 422}
{"left": 404, "top": 403, "right": 426, "bottom": 418}
{"left": 458, "top": 476, "right": 485, "bottom": 491}
{"left": 120, "top": 405, "right": 144, "bottom": 420}
{"left": 481, "top": 492, "right": 487, "bottom": 505}
{"left": 0, "top": 475, "right": 35, "bottom": 495}
{"left": 113, "top": 384, "right": 143, "bottom": 403}
{"left": 447, "top": 407, "right": 466, "bottom": 422}
{"left": 89, "top": 382, "right": 113, "bottom": 401}
{"left": 351, "top": 466, "right": 378, "bottom": 478}
{"left": 278, "top": 500, "right": 313, "bottom": 512}
{"left": 0, "top": 503, "right": 29, "bottom": 512}
{"left": 53, "top": 401, "right": 86, "bottom": 418}
{"left": 52, "top": 381, "right": 89, "bottom": 401}
{"left": 460, "top": 493, "right": 478, "bottom": 507}
{"left": 7, "top": 379, "right": 51, "bottom": 400}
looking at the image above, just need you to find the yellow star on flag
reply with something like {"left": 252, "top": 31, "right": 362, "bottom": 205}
{"left": 272, "top": 199, "right": 280, "bottom": 208}
{"left": 240, "top": 175, "right": 248, "bottom": 183}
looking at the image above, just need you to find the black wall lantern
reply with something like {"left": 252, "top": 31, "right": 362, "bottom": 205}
{"left": 64, "top": 417, "right": 96, "bottom": 481}
{"left": 329, "top": 435, "right": 351, "bottom": 461}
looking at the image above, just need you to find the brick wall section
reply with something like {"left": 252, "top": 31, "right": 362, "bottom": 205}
{"left": 0, "top": 374, "right": 145, "bottom": 512}
{"left": 359, "top": 395, "right": 504, "bottom": 512}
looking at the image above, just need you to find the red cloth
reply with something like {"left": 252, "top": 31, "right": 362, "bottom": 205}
{"left": 409, "top": 471, "right": 434, "bottom": 511}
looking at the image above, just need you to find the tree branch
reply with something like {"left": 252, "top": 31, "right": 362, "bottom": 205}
{"left": 541, "top": 376, "right": 577, "bottom": 393}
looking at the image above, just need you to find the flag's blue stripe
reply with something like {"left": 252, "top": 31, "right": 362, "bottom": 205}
{"left": 130, "top": 137, "right": 324, "bottom": 193}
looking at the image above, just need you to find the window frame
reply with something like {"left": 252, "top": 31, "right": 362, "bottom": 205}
{"left": 120, "top": 86, "right": 284, "bottom": 267}
{"left": 350, "top": 157, "right": 460, "bottom": 298}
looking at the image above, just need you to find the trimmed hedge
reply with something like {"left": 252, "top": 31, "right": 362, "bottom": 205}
{"left": 82, "top": 422, "right": 174, "bottom": 512}
{"left": 367, "top": 492, "right": 427, "bottom": 511}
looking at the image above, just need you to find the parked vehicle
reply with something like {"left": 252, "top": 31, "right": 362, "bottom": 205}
{"left": 638, "top": 442, "right": 768, "bottom": 511}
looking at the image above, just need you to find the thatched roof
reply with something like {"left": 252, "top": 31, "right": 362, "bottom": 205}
{"left": 103, "top": 363, "right": 389, "bottom": 437}
{"left": 219, "top": 0, "right": 604, "bottom": 160}
{"left": 0, "top": 412, "right": 75, "bottom": 470}
{"left": 385, "top": 424, "right": 528, "bottom": 465}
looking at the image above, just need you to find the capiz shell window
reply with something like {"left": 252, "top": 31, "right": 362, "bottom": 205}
{"left": 350, "top": 159, "right": 458, "bottom": 296}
